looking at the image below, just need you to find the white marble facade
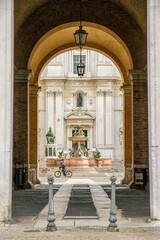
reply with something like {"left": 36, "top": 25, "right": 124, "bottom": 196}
{"left": 38, "top": 50, "right": 123, "bottom": 161}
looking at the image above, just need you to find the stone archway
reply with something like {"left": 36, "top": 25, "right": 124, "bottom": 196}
{"left": 0, "top": 0, "right": 151, "bottom": 223}
{"left": 14, "top": 0, "right": 147, "bottom": 187}
{"left": 26, "top": 23, "right": 134, "bottom": 185}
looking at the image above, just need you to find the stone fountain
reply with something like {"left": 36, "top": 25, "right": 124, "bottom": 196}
{"left": 68, "top": 126, "right": 89, "bottom": 159}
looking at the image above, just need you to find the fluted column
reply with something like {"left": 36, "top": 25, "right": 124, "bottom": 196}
{"left": 0, "top": 0, "right": 13, "bottom": 222}
{"left": 121, "top": 84, "right": 133, "bottom": 184}
{"left": 148, "top": 0, "right": 160, "bottom": 220}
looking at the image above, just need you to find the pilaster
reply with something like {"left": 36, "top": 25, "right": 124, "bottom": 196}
{"left": 0, "top": 0, "right": 13, "bottom": 222}
{"left": 46, "top": 90, "right": 55, "bottom": 131}
{"left": 96, "top": 90, "right": 105, "bottom": 146}
{"left": 89, "top": 126, "right": 93, "bottom": 150}
{"left": 29, "top": 84, "right": 40, "bottom": 184}
{"left": 104, "top": 89, "right": 113, "bottom": 146}
{"left": 55, "top": 90, "right": 64, "bottom": 148}
{"left": 130, "top": 70, "right": 148, "bottom": 187}
{"left": 121, "top": 84, "right": 133, "bottom": 184}
{"left": 14, "top": 70, "right": 32, "bottom": 187}
{"left": 148, "top": 0, "right": 160, "bottom": 220}
{"left": 130, "top": 70, "right": 148, "bottom": 166}
{"left": 96, "top": 88, "right": 113, "bottom": 158}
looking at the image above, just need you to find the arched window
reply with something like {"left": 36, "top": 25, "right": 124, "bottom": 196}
{"left": 77, "top": 93, "right": 83, "bottom": 107}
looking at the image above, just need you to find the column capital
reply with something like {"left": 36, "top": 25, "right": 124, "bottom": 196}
{"left": 14, "top": 69, "right": 33, "bottom": 83}
{"left": 56, "top": 90, "right": 63, "bottom": 96}
{"left": 129, "top": 70, "right": 147, "bottom": 83}
{"left": 46, "top": 88, "right": 63, "bottom": 93}
{"left": 121, "top": 84, "right": 131, "bottom": 95}
{"left": 47, "top": 90, "right": 55, "bottom": 97}
{"left": 29, "top": 84, "right": 41, "bottom": 96}
{"left": 97, "top": 88, "right": 112, "bottom": 96}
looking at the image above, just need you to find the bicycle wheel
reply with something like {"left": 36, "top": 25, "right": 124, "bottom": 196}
{"left": 54, "top": 170, "right": 61, "bottom": 178}
{"left": 66, "top": 170, "right": 72, "bottom": 178}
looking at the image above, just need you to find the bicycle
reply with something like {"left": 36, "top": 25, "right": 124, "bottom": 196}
{"left": 54, "top": 167, "right": 72, "bottom": 178}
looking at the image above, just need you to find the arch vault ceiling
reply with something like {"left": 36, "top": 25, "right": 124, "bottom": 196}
{"left": 14, "top": 0, "right": 147, "bottom": 82}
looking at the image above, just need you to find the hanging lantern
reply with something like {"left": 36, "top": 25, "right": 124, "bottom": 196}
{"left": 74, "top": 25, "right": 88, "bottom": 46}
{"left": 73, "top": 0, "right": 88, "bottom": 77}
{"left": 77, "top": 61, "right": 85, "bottom": 76}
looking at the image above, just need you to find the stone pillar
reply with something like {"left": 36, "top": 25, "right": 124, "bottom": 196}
{"left": 148, "top": 0, "right": 160, "bottom": 220}
{"left": 130, "top": 70, "right": 148, "bottom": 184}
{"left": 121, "top": 84, "right": 133, "bottom": 184}
{"left": 46, "top": 91, "right": 55, "bottom": 131}
{"left": 96, "top": 90, "right": 104, "bottom": 146}
{"left": 97, "top": 88, "right": 113, "bottom": 158}
{"left": 0, "top": 0, "right": 13, "bottom": 222}
{"left": 14, "top": 70, "right": 30, "bottom": 187}
{"left": 38, "top": 88, "right": 46, "bottom": 161}
{"left": 55, "top": 91, "right": 64, "bottom": 148}
{"left": 105, "top": 89, "right": 113, "bottom": 147}
{"left": 89, "top": 126, "right": 93, "bottom": 150}
{"left": 29, "top": 84, "right": 40, "bottom": 184}
{"left": 66, "top": 125, "right": 70, "bottom": 151}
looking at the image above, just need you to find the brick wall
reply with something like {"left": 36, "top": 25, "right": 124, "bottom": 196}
{"left": 13, "top": 82, "right": 28, "bottom": 165}
{"left": 133, "top": 79, "right": 148, "bottom": 166}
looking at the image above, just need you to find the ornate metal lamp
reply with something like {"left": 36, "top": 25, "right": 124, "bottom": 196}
{"left": 74, "top": 0, "right": 88, "bottom": 76}
{"left": 74, "top": 24, "right": 88, "bottom": 47}
{"left": 77, "top": 47, "right": 85, "bottom": 76}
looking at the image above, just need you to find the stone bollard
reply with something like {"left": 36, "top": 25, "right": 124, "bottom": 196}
{"left": 107, "top": 175, "right": 118, "bottom": 232}
{"left": 46, "top": 175, "right": 57, "bottom": 231}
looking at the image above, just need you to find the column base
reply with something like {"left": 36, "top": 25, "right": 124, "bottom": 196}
{"left": 121, "top": 166, "right": 133, "bottom": 185}
{"left": 131, "top": 167, "right": 148, "bottom": 189}
{"left": 29, "top": 167, "right": 38, "bottom": 184}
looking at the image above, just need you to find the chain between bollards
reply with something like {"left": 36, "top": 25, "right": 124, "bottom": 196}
{"left": 46, "top": 175, "right": 57, "bottom": 231}
{"left": 107, "top": 175, "right": 119, "bottom": 232}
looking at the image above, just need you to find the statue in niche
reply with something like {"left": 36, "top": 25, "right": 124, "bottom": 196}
{"left": 77, "top": 93, "right": 83, "bottom": 107}
{"left": 53, "top": 147, "right": 56, "bottom": 156}
{"left": 46, "top": 127, "right": 55, "bottom": 144}
{"left": 79, "top": 128, "right": 85, "bottom": 136}
{"left": 73, "top": 127, "right": 85, "bottom": 137}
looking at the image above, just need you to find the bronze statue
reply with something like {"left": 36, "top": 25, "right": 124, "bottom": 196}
{"left": 46, "top": 127, "right": 55, "bottom": 144}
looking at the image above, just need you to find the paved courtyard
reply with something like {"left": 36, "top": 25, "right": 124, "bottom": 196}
{"left": 1, "top": 167, "right": 160, "bottom": 240}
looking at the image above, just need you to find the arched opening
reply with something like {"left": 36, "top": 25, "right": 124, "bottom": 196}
{"left": 25, "top": 22, "right": 134, "bottom": 186}
{"left": 1, "top": 0, "right": 152, "bottom": 225}
{"left": 28, "top": 22, "right": 133, "bottom": 84}
{"left": 37, "top": 49, "right": 124, "bottom": 178}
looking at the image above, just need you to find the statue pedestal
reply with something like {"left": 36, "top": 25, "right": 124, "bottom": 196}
{"left": 45, "top": 144, "right": 58, "bottom": 158}
{"left": 95, "top": 158, "right": 112, "bottom": 167}
{"left": 67, "top": 157, "right": 89, "bottom": 167}
{"left": 47, "top": 157, "right": 112, "bottom": 168}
